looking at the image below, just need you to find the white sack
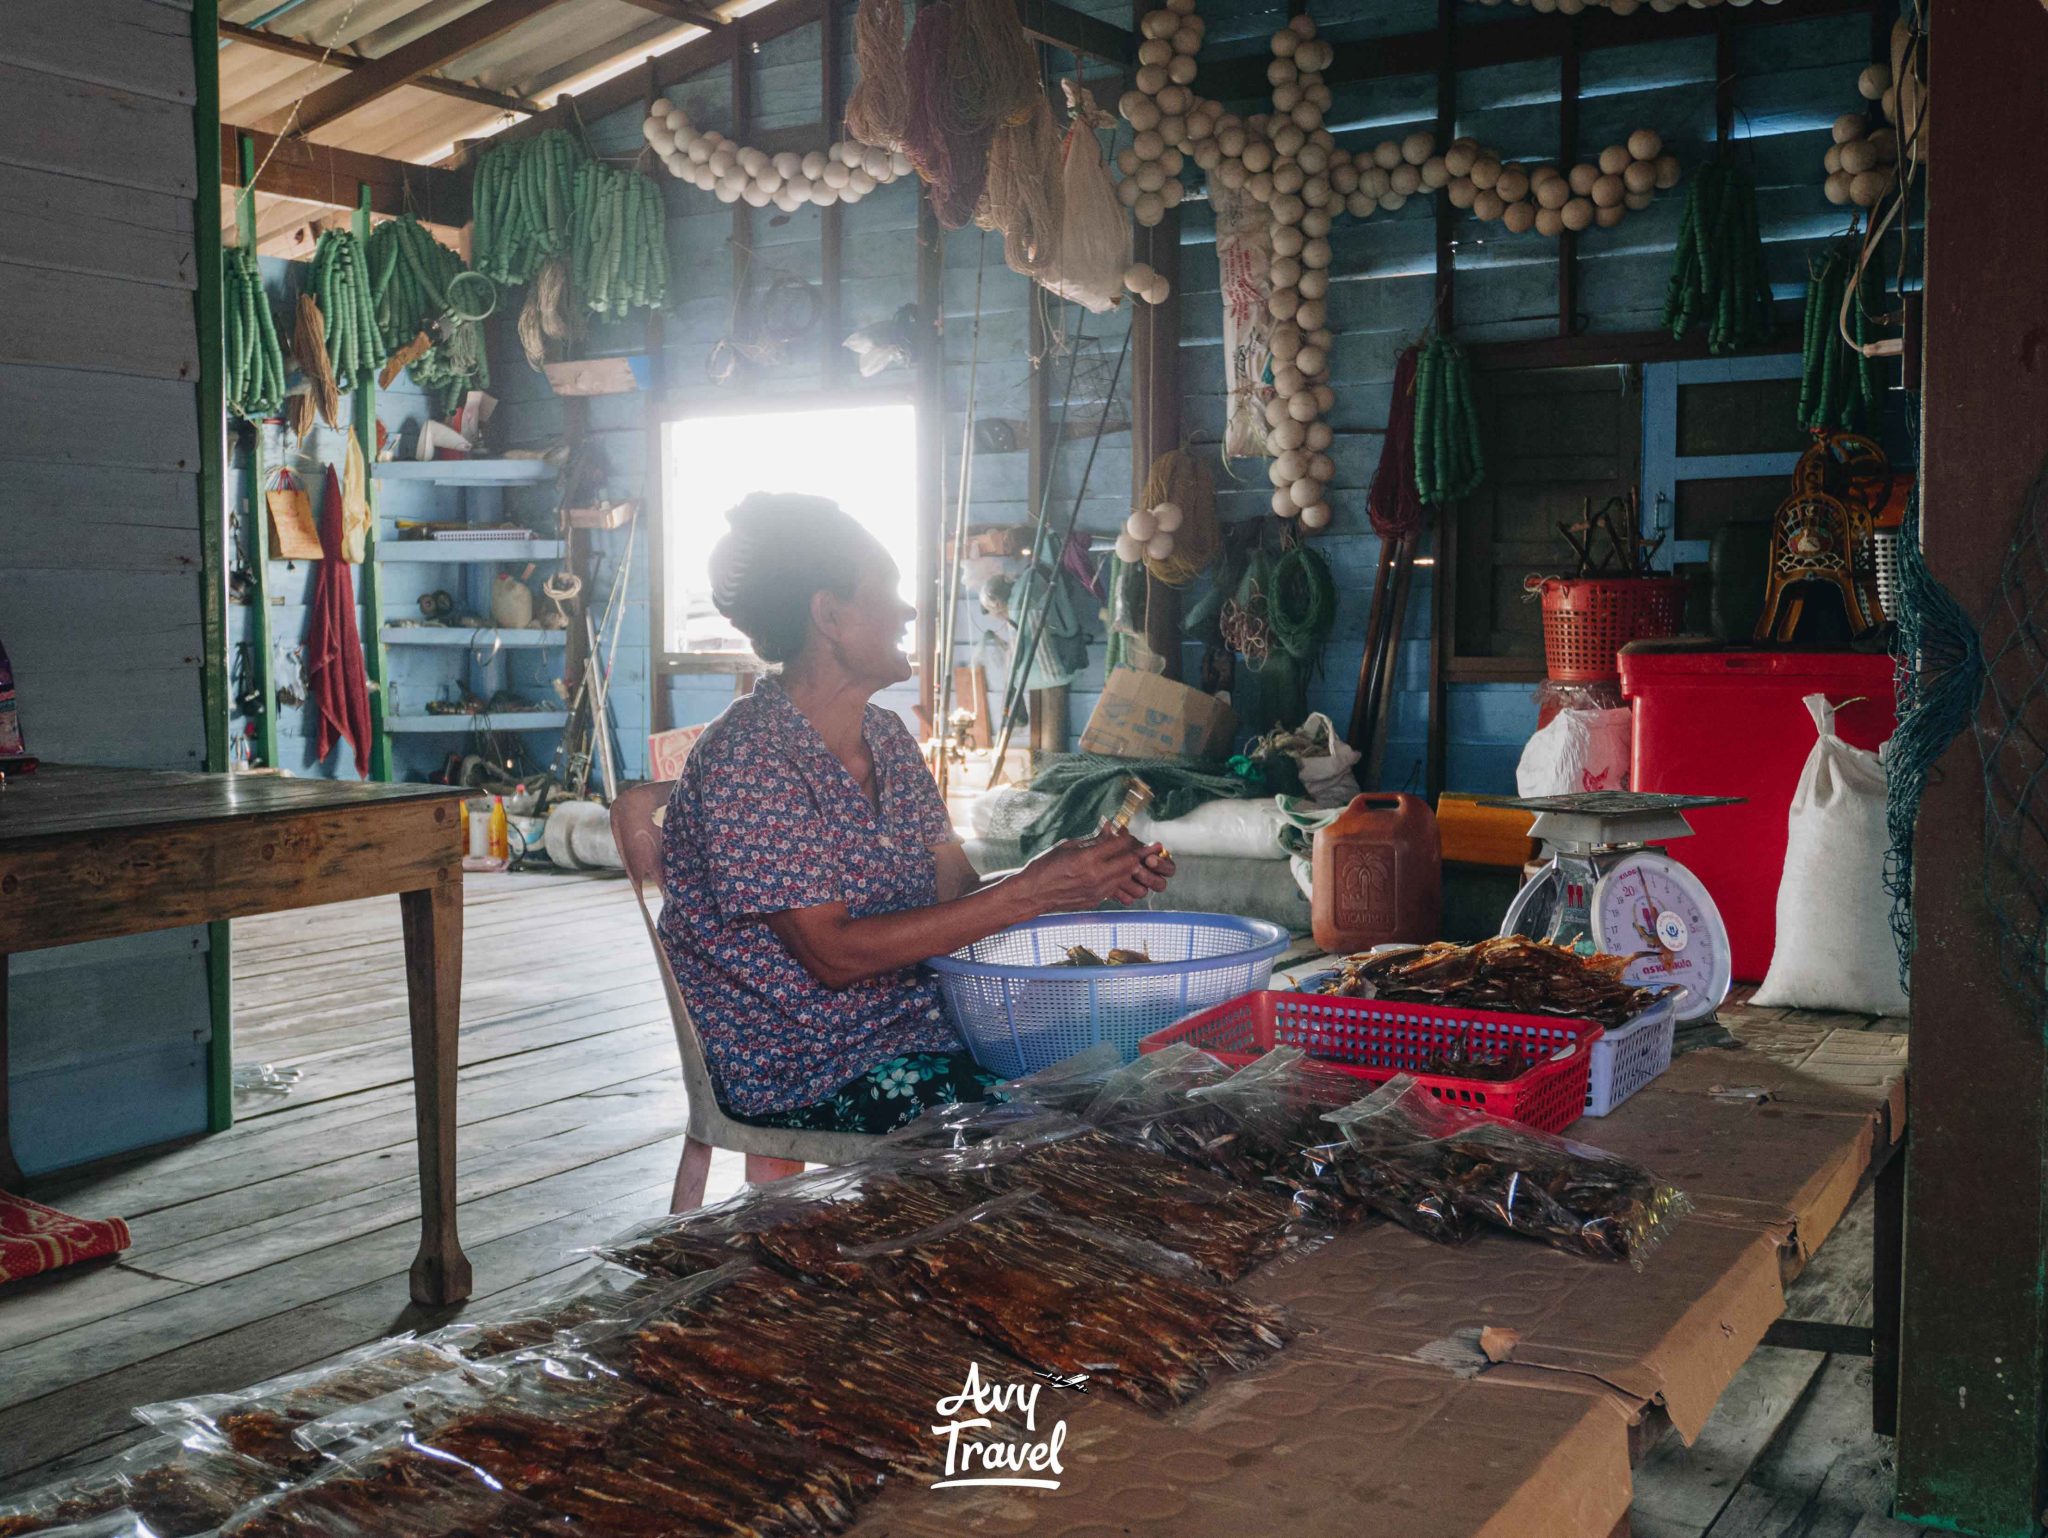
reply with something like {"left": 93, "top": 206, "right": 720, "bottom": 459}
{"left": 1131, "top": 796, "right": 1291, "bottom": 861}
{"left": 1752, "top": 694, "right": 1909, "bottom": 1015}
{"left": 1515, "top": 706, "right": 1633, "bottom": 798}
{"left": 1211, "top": 184, "right": 1275, "bottom": 459}
{"left": 1292, "top": 711, "right": 1364, "bottom": 806}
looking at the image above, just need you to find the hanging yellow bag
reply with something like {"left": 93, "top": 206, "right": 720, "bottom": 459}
{"left": 265, "top": 469, "right": 322, "bottom": 561}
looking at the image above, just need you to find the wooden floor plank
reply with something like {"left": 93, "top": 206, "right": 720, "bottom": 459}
{"left": 1631, "top": 1348, "right": 1832, "bottom": 1538}
{"left": 1700, "top": 1357, "right": 1910, "bottom": 1537}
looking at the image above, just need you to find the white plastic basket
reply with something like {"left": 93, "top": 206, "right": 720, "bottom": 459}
{"left": 1582, "top": 995, "right": 1678, "bottom": 1116}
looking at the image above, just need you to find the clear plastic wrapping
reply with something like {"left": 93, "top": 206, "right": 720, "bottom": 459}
{"left": 310, "top": 1353, "right": 869, "bottom": 1536}
{"left": 563, "top": 1260, "right": 998, "bottom": 1478}
{"left": 132, "top": 1339, "right": 472, "bottom": 1476}
{"left": 0, "top": 1430, "right": 282, "bottom": 1538}
{"left": 213, "top": 1429, "right": 582, "bottom": 1538}
{"left": 423, "top": 1264, "right": 699, "bottom": 1363}
{"left": 991, "top": 1042, "right": 1128, "bottom": 1113}
{"left": 828, "top": 1190, "right": 1293, "bottom": 1410}
{"left": 1327, "top": 1075, "right": 1691, "bottom": 1264}
{"left": 17, "top": 1516, "right": 163, "bottom": 1538}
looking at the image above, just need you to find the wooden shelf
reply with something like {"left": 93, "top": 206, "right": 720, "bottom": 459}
{"left": 372, "top": 459, "right": 558, "bottom": 485}
{"left": 375, "top": 539, "right": 566, "bottom": 563}
{"left": 380, "top": 626, "right": 567, "bottom": 648}
{"left": 383, "top": 711, "right": 569, "bottom": 733}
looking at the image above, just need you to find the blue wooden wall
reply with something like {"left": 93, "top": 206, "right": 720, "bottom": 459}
{"left": 0, "top": 0, "right": 217, "bottom": 1174}
{"left": 492, "top": 0, "right": 1877, "bottom": 794}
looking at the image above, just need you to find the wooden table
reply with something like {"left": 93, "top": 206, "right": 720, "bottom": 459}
{"left": 0, "top": 766, "right": 473, "bottom": 1305}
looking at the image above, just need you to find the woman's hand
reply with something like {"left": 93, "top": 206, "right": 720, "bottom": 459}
{"left": 1017, "top": 822, "right": 1176, "bottom": 913}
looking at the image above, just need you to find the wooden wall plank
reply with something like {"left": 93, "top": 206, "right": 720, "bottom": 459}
{"left": 2, "top": 0, "right": 198, "bottom": 104}
{"left": 0, "top": 61, "right": 197, "bottom": 196}
{"left": 0, "top": 464, "right": 204, "bottom": 572}
{"left": 0, "top": 364, "right": 200, "bottom": 471}
{"left": 0, "top": 261, "right": 199, "bottom": 381}
{"left": 0, "top": 163, "right": 196, "bottom": 289}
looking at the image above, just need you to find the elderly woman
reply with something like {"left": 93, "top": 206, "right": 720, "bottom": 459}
{"left": 659, "top": 493, "right": 1173, "bottom": 1134}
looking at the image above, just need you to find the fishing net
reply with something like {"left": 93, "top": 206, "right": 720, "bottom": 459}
{"left": 901, "top": 4, "right": 989, "bottom": 228}
{"left": 1971, "top": 453, "right": 2048, "bottom": 1030}
{"left": 1139, "top": 449, "right": 1221, "bottom": 587}
{"left": 977, "top": 96, "right": 1065, "bottom": 282}
{"left": 844, "top": 0, "right": 911, "bottom": 151}
{"left": 952, "top": 0, "right": 1042, "bottom": 134}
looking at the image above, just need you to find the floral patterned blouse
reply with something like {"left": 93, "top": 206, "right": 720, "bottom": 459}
{"left": 656, "top": 678, "right": 965, "bottom": 1115}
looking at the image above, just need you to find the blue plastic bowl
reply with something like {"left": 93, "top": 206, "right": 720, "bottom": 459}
{"left": 925, "top": 911, "right": 1292, "bottom": 1079}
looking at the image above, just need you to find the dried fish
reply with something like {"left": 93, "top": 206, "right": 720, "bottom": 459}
{"left": 219, "top": 1441, "right": 583, "bottom": 1538}
{"left": 0, "top": 1434, "right": 282, "bottom": 1538}
{"left": 1318, "top": 936, "right": 1664, "bottom": 1029}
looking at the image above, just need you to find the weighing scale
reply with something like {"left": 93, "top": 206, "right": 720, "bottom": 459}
{"left": 1479, "top": 791, "right": 1743, "bottom": 1022}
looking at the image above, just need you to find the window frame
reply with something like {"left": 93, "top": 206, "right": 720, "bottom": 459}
{"left": 652, "top": 386, "right": 921, "bottom": 677}
{"left": 1638, "top": 353, "right": 1806, "bottom": 569}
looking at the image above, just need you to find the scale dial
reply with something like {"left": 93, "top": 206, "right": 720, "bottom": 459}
{"left": 1591, "top": 851, "right": 1731, "bottom": 1022}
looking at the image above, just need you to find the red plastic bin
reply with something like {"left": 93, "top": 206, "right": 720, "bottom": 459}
{"left": 1139, "top": 989, "right": 1602, "bottom": 1135}
{"left": 1619, "top": 645, "right": 1897, "bottom": 983}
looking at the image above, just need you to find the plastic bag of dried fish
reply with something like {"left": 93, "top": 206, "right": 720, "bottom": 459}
{"left": 303, "top": 1348, "right": 870, "bottom": 1536}
{"left": 131, "top": 1340, "right": 475, "bottom": 1478}
{"left": 992, "top": 1041, "right": 1129, "bottom": 1113}
{"left": 12, "top": 1515, "right": 165, "bottom": 1538}
{"left": 1326, "top": 1075, "right": 1690, "bottom": 1264}
{"left": 1322, "top": 937, "right": 1670, "bottom": 1031}
{"left": 0, "top": 1428, "right": 284, "bottom": 1538}
{"left": 213, "top": 1426, "right": 582, "bottom": 1538}
{"left": 422, "top": 1264, "right": 699, "bottom": 1363}
{"left": 833, "top": 1189, "right": 1294, "bottom": 1410}
{"left": 556, "top": 1259, "right": 1008, "bottom": 1479}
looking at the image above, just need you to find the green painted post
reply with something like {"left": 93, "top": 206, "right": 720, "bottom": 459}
{"left": 192, "top": 0, "right": 235, "bottom": 1133}
{"left": 354, "top": 186, "right": 395, "bottom": 783}
{"left": 239, "top": 135, "right": 280, "bottom": 773}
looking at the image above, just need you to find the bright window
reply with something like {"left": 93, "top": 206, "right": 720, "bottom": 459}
{"left": 661, "top": 403, "right": 921, "bottom": 658}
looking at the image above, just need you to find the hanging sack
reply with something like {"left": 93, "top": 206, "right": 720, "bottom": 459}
{"left": 1752, "top": 694, "right": 1910, "bottom": 1015}
{"left": 1516, "top": 707, "right": 1633, "bottom": 797}
{"left": 1211, "top": 183, "right": 1276, "bottom": 460}
{"left": 340, "top": 436, "right": 373, "bottom": 564}
{"left": 265, "top": 469, "right": 322, "bottom": 561}
{"left": 1040, "top": 122, "right": 1126, "bottom": 314}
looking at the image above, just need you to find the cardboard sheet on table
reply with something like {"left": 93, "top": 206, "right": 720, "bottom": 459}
{"left": 1583, "top": 1083, "right": 1876, "bottom": 1261}
{"left": 855, "top": 1349, "right": 1632, "bottom": 1538}
{"left": 1648, "top": 1033, "right": 1907, "bottom": 1135}
{"left": 1247, "top": 1216, "right": 1784, "bottom": 1444}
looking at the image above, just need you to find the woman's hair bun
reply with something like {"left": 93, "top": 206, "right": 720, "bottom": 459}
{"left": 709, "top": 492, "right": 879, "bottom": 663}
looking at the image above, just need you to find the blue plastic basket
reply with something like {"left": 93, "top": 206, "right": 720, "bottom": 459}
{"left": 925, "top": 912, "right": 1292, "bottom": 1079}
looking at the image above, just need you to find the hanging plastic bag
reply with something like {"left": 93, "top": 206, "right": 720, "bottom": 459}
{"left": 263, "top": 469, "right": 322, "bottom": 562}
{"left": 1753, "top": 694, "right": 1910, "bottom": 1014}
{"left": 1040, "top": 122, "right": 1126, "bottom": 314}
{"left": 339, "top": 435, "right": 372, "bottom": 564}
{"left": 1516, "top": 705, "right": 1633, "bottom": 797}
{"left": 0, "top": 636, "right": 28, "bottom": 762}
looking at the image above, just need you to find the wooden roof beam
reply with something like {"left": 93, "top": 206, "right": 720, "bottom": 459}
{"left": 613, "top": 0, "right": 731, "bottom": 27}
{"left": 223, "top": 123, "right": 471, "bottom": 222}
{"left": 278, "top": 0, "right": 577, "bottom": 138}
{"left": 221, "top": 20, "right": 541, "bottom": 117}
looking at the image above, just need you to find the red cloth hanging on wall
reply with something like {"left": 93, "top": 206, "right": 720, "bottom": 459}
{"left": 307, "top": 464, "right": 372, "bottom": 777}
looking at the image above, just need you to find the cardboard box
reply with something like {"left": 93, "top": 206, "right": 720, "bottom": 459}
{"left": 1078, "top": 668, "right": 1238, "bottom": 761}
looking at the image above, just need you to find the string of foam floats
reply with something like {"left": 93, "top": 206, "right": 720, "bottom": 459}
{"left": 641, "top": 105, "right": 912, "bottom": 213}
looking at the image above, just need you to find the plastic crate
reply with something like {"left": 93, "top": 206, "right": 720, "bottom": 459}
{"left": 1540, "top": 577, "right": 1687, "bottom": 682}
{"left": 1140, "top": 989, "right": 1602, "bottom": 1134}
{"left": 926, "top": 913, "right": 1291, "bottom": 1079}
{"left": 1581, "top": 996, "right": 1677, "bottom": 1116}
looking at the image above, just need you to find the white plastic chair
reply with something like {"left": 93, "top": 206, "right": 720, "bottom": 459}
{"left": 611, "top": 781, "right": 882, "bottom": 1211}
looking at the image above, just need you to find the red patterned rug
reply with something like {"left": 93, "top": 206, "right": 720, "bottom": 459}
{"left": 0, "top": 1191, "right": 131, "bottom": 1284}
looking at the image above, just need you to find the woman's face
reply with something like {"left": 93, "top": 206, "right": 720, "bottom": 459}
{"left": 815, "top": 552, "right": 916, "bottom": 689}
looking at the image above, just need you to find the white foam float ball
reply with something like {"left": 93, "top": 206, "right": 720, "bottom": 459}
{"left": 1561, "top": 196, "right": 1595, "bottom": 231}
{"left": 1495, "top": 167, "right": 1530, "bottom": 203}
{"left": 1160, "top": 148, "right": 1184, "bottom": 177}
{"left": 1272, "top": 224, "right": 1306, "bottom": 258}
{"left": 1372, "top": 139, "right": 1403, "bottom": 170}
{"left": 1172, "top": 24, "right": 1201, "bottom": 54}
{"left": 1503, "top": 199, "right": 1537, "bottom": 234}
{"left": 1623, "top": 160, "right": 1658, "bottom": 195}
{"left": 1596, "top": 203, "right": 1627, "bottom": 228}
{"left": 1137, "top": 37, "right": 1171, "bottom": 66}
{"left": 1305, "top": 419, "right": 1333, "bottom": 452}
{"left": 1653, "top": 154, "right": 1682, "bottom": 190}
{"left": 1444, "top": 139, "right": 1479, "bottom": 176}
{"left": 1567, "top": 162, "right": 1599, "bottom": 196}
{"left": 1447, "top": 176, "right": 1478, "bottom": 210}
{"left": 1291, "top": 102, "right": 1322, "bottom": 132}
{"left": 1162, "top": 180, "right": 1185, "bottom": 209}
{"left": 1242, "top": 138, "right": 1274, "bottom": 173}
{"left": 1273, "top": 449, "right": 1307, "bottom": 483}
{"left": 1289, "top": 13, "right": 1316, "bottom": 38}
{"left": 715, "top": 181, "right": 742, "bottom": 204}
{"left": 1535, "top": 204, "right": 1564, "bottom": 236}
{"left": 1312, "top": 383, "right": 1336, "bottom": 413}
{"left": 1421, "top": 155, "right": 1451, "bottom": 189}
{"left": 1272, "top": 489, "right": 1300, "bottom": 518}
{"left": 1591, "top": 173, "right": 1625, "bottom": 208}
{"left": 1473, "top": 189, "right": 1506, "bottom": 221}
{"left": 1389, "top": 163, "right": 1422, "bottom": 196}
{"left": 1271, "top": 255, "right": 1303, "bottom": 290}
{"left": 1301, "top": 207, "right": 1332, "bottom": 239}
{"left": 1299, "top": 501, "right": 1332, "bottom": 531}
{"left": 1536, "top": 176, "right": 1571, "bottom": 210}
{"left": 1598, "top": 144, "right": 1631, "bottom": 176}
{"left": 1274, "top": 124, "right": 1307, "bottom": 158}
{"left": 1359, "top": 165, "right": 1393, "bottom": 200}
{"left": 1146, "top": 532, "right": 1178, "bottom": 561}
{"left": 1294, "top": 296, "right": 1327, "bottom": 331}
{"left": 1217, "top": 160, "right": 1248, "bottom": 191}
{"left": 1627, "top": 128, "right": 1663, "bottom": 162}
{"left": 1194, "top": 141, "right": 1223, "bottom": 171}
{"left": 848, "top": 169, "right": 876, "bottom": 196}
{"left": 1117, "top": 177, "right": 1143, "bottom": 208}
{"left": 1140, "top": 8, "right": 1177, "bottom": 38}
{"left": 1115, "top": 532, "right": 1145, "bottom": 564}
{"left": 801, "top": 151, "right": 827, "bottom": 179}
{"left": 1469, "top": 157, "right": 1502, "bottom": 191}
{"left": 1298, "top": 269, "right": 1328, "bottom": 299}
{"left": 1345, "top": 190, "right": 1375, "bottom": 219}
{"left": 1136, "top": 161, "right": 1167, "bottom": 193}
{"left": 1269, "top": 418, "right": 1307, "bottom": 452}
{"left": 892, "top": 150, "right": 914, "bottom": 178}
{"left": 1300, "top": 237, "right": 1332, "bottom": 269}
{"left": 1134, "top": 191, "right": 1166, "bottom": 226}
{"left": 1296, "top": 344, "right": 1327, "bottom": 378}
{"left": 1247, "top": 171, "right": 1275, "bottom": 203}
{"left": 1621, "top": 191, "right": 1652, "bottom": 213}
{"left": 1133, "top": 128, "right": 1166, "bottom": 160}
{"left": 1289, "top": 477, "right": 1323, "bottom": 511}
{"left": 1859, "top": 62, "right": 1891, "bottom": 102}
{"left": 1264, "top": 395, "right": 1291, "bottom": 429}
{"left": 1273, "top": 162, "right": 1305, "bottom": 195}
{"left": 1270, "top": 25, "right": 1299, "bottom": 55}
{"left": 1402, "top": 130, "right": 1435, "bottom": 166}
{"left": 1127, "top": 508, "right": 1158, "bottom": 541}
{"left": 1154, "top": 501, "right": 1184, "bottom": 532}
{"left": 1833, "top": 111, "right": 1867, "bottom": 145}
{"left": 1268, "top": 57, "right": 1298, "bottom": 88}
{"left": 1274, "top": 363, "right": 1306, "bottom": 398}
{"left": 1271, "top": 193, "right": 1306, "bottom": 226}
{"left": 1287, "top": 392, "right": 1319, "bottom": 424}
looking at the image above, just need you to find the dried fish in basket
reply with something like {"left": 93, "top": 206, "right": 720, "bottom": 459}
{"left": 837, "top": 1192, "right": 1294, "bottom": 1410}
{"left": 133, "top": 1340, "right": 473, "bottom": 1477}
{"left": 0, "top": 1430, "right": 283, "bottom": 1538}
{"left": 1320, "top": 936, "right": 1665, "bottom": 1030}
{"left": 572, "top": 1261, "right": 1000, "bottom": 1478}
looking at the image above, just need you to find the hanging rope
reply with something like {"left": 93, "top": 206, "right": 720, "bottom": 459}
{"left": 978, "top": 96, "right": 1066, "bottom": 282}
{"left": 1138, "top": 448, "right": 1221, "bottom": 587}
{"left": 225, "top": 246, "right": 286, "bottom": 421}
{"left": 844, "top": 0, "right": 911, "bottom": 150}
{"left": 953, "top": 0, "right": 1042, "bottom": 130}
{"left": 1413, "top": 332, "right": 1485, "bottom": 505}
{"left": 1799, "top": 234, "right": 1885, "bottom": 433}
{"left": 1662, "top": 156, "right": 1773, "bottom": 354}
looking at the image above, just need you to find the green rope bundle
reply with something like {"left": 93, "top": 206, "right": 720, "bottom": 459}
{"left": 224, "top": 246, "right": 285, "bottom": 420}
{"left": 472, "top": 129, "right": 585, "bottom": 285}
{"left": 1413, "top": 333, "right": 1485, "bottom": 505}
{"left": 309, "top": 229, "right": 380, "bottom": 386}
{"left": 1662, "top": 158, "right": 1772, "bottom": 354}
{"left": 367, "top": 214, "right": 466, "bottom": 356}
{"left": 1798, "top": 236, "right": 1885, "bottom": 433}
{"left": 570, "top": 161, "right": 669, "bottom": 319}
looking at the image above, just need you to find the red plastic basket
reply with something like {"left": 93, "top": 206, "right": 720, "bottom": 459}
{"left": 1540, "top": 577, "right": 1687, "bottom": 682}
{"left": 1140, "top": 990, "right": 1603, "bottom": 1134}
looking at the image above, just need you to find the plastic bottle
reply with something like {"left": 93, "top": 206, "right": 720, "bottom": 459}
{"left": 1310, "top": 793, "right": 1442, "bottom": 954}
{"left": 487, "top": 795, "right": 510, "bottom": 863}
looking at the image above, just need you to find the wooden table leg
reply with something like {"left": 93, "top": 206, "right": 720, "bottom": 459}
{"left": 401, "top": 881, "right": 471, "bottom": 1305}
{"left": 1872, "top": 1129, "right": 1905, "bottom": 1437}
{"left": 0, "top": 954, "right": 23, "bottom": 1192}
